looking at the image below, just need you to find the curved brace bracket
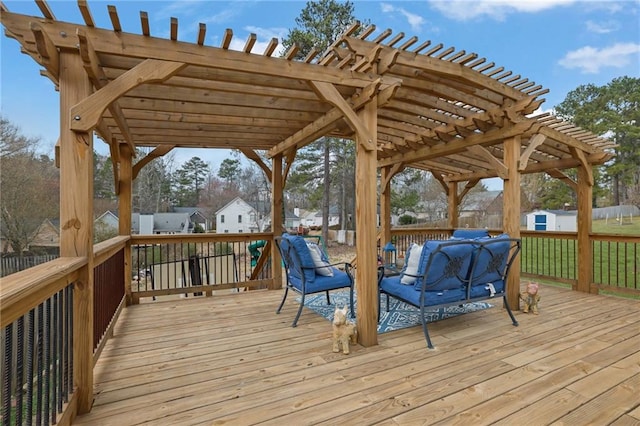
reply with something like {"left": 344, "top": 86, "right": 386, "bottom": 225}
{"left": 570, "top": 147, "right": 594, "bottom": 186}
{"left": 309, "top": 80, "right": 377, "bottom": 151}
{"left": 70, "top": 59, "right": 186, "bottom": 132}
{"left": 381, "top": 163, "right": 405, "bottom": 191}
{"left": 519, "top": 133, "right": 546, "bottom": 170}
{"left": 240, "top": 148, "right": 272, "bottom": 183}
{"left": 132, "top": 145, "right": 175, "bottom": 180}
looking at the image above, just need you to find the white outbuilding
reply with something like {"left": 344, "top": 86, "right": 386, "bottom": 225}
{"left": 526, "top": 209, "right": 577, "bottom": 232}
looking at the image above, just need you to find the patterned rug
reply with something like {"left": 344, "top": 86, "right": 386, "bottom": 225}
{"left": 298, "top": 290, "right": 493, "bottom": 333}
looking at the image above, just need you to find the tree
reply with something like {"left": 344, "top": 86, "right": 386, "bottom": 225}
{"left": 173, "top": 156, "right": 210, "bottom": 206}
{"left": 282, "top": 0, "right": 364, "bottom": 241}
{"left": 0, "top": 117, "right": 59, "bottom": 255}
{"left": 555, "top": 76, "right": 640, "bottom": 206}
{"left": 218, "top": 157, "right": 242, "bottom": 189}
{"left": 133, "top": 150, "right": 174, "bottom": 213}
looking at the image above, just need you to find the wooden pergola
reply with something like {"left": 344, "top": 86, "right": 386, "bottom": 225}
{"left": 2, "top": 0, "right": 614, "bottom": 361}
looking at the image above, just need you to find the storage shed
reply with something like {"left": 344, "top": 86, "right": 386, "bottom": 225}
{"left": 526, "top": 209, "right": 577, "bottom": 232}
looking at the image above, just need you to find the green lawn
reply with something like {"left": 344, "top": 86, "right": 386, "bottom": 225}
{"left": 592, "top": 218, "right": 640, "bottom": 235}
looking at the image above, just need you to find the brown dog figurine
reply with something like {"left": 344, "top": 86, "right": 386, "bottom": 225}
{"left": 332, "top": 306, "right": 357, "bottom": 354}
{"left": 520, "top": 281, "right": 540, "bottom": 314}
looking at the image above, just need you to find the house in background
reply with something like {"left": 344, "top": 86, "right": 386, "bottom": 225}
{"left": 526, "top": 210, "right": 577, "bottom": 232}
{"left": 216, "top": 197, "right": 269, "bottom": 233}
{"left": 172, "top": 207, "right": 210, "bottom": 231}
{"left": 95, "top": 211, "right": 119, "bottom": 230}
{"left": 132, "top": 212, "right": 192, "bottom": 235}
{"left": 28, "top": 218, "right": 60, "bottom": 254}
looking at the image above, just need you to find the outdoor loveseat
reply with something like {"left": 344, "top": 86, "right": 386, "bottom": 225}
{"left": 379, "top": 231, "right": 521, "bottom": 348}
{"left": 275, "top": 234, "right": 354, "bottom": 327}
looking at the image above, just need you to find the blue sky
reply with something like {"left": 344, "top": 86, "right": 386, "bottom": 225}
{"left": 2, "top": 0, "right": 639, "bottom": 189}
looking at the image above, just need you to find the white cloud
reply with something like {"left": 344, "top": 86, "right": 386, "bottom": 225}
{"left": 380, "top": 3, "right": 426, "bottom": 32}
{"left": 558, "top": 42, "right": 640, "bottom": 73}
{"left": 585, "top": 20, "right": 619, "bottom": 34}
{"left": 428, "top": 0, "right": 575, "bottom": 21}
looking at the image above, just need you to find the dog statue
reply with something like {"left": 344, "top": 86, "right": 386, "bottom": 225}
{"left": 332, "top": 306, "right": 357, "bottom": 354}
{"left": 520, "top": 281, "right": 540, "bottom": 315}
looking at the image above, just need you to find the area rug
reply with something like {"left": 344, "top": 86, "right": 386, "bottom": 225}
{"left": 297, "top": 290, "right": 493, "bottom": 333}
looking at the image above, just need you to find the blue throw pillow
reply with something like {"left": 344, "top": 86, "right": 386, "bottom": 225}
{"left": 452, "top": 229, "right": 490, "bottom": 239}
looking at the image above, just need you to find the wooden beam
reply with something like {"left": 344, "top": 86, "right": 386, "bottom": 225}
{"left": 458, "top": 179, "right": 479, "bottom": 200}
{"left": 502, "top": 136, "right": 521, "bottom": 310}
{"left": 380, "top": 162, "right": 404, "bottom": 190}
{"left": 576, "top": 165, "right": 593, "bottom": 293}
{"left": 35, "top": 0, "right": 55, "bottom": 19}
{"left": 467, "top": 145, "right": 508, "bottom": 179}
{"left": 70, "top": 59, "right": 186, "bottom": 132}
{"left": 545, "top": 168, "right": 577, "bottom": 191}
{"left": 355, "top": 99, "right": 378, "bottom": 347}
{"left": 77, "top": 0, "right": 95, "bottom": 27}
{"left": 431, "top": 170, "right": 449, "bottom": 195}
{"left": 379, "top": 118, "right": 540, "bottom": 167}
{"left": 309, "top": 80, "right": 377, "bottom": 151}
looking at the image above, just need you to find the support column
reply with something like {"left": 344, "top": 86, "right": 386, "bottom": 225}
{"left": 447, "top": 181, "right": 459, "bottom": 229}
{"left": 270, "top": 154, "right": 284, "bottom": 290}
{"left": 355, "top": 101, "right": 378, "bottom": 347}
{"left": 576, "top": 166, "right": 594, "bottom": 293}
{"left": 119, "top": 144, "right": 133, "bottom": 305}
{"left": 59, "top": 52, "right": 94, "bottom": 413}
{"left": 380, "top": 166, "right": 392, "bottom": 246}
{"left": 502, "top": 136, "right": 521, "bottom": 309}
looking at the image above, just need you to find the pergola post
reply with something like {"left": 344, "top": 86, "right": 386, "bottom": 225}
{"left": 270, "top": 154, "right": 284, "bottom": 290}
{"left": 380, "top": 166, "right": 392, "bottom": 246}
{"left": 59, "top": 52, "right": 94, "bottom": 413}
{"left": 576, "top": 165, "right": 594, "bottom": 293}
{"left": 447, "top": 181, "right": 459, "bottom": 229}
{"left": 502, "top": 136, "right": 522, "bottom": 309}
{"left": 119, "top": 144, "right": 133, "bottom": 305}
{"left": 355, "top": 100, "right": 379, "bottom": 347}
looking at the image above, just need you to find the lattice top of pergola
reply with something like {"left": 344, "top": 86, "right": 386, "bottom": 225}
{"left": 1, "top": 1, "right": 615, "bottom": 184}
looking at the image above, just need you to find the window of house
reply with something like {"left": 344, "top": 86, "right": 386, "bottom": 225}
{"left": 238, "top": 215, "right": 242, "bottom": 223}
{"left": 221, "top": 215, "right": 225, "bottom": 223}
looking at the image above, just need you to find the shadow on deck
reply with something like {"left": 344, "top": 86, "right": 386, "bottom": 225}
{"left": 75, "top": 283, "right": 640, "bottom": 425}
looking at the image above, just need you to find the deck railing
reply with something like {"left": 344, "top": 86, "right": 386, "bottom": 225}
{"left": 129, "top": 233, "right": 274, "bottom": 303}
{"left": 388, "top": 228, "right": 640, "bottom": 295}
{"left": 1, "top": 229, "right": 637, "bottom": 423}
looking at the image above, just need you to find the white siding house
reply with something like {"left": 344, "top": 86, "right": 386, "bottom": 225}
{"left": 526, "top": 209, "right": 577, "bottom": 232}
{"left": 216, "top": 197, "right": 263, "bottom": 233}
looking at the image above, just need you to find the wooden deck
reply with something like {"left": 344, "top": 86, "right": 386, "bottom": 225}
{"left": 75, "top": 283, "right": 640, "bottom": 425}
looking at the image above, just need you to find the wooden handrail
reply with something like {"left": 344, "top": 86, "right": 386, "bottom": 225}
{"left": 0, "top": 256, "right": 87, "bottom": 326}
{"left": 94, "top": 235, "right": 129, "bottom": 267}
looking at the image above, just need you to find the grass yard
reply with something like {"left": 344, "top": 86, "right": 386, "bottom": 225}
{"left": 592, "top": 217, "right": 640, "bottom": 235}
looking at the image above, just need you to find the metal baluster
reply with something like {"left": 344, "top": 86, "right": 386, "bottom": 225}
{"left": 36, "top": 303, "right": 44, "bottom": 426}
{"left": 44, "top": 298, "right": 51, "bottom": 426}
{"left": 68, "top": 285, "right": 74, "bottom": 398}
{"left": 16, "top": 317, "right": 25, "bottom": 425}
{"left": 2, "top": 322, "right": 13, "bottom": 425}
{"left": 57, "top": 290, "right": 63, "bottom": 412}
{"left": 27, "top": 309, "right": 35, "bottom": 426}
{"left": 52, "top": 292, "right": 59, "bottom": 424}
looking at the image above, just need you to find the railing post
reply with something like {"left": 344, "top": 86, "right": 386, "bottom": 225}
{"left": 59, "top": 51, "right": 94, "bottom": 414}
{"left": 270, "top": 155, "right": 284, "bottom": 290}
{"left": 577, "top": 165, "right": 594, "bottom": 293}
{"left": 119, "top": 145, "right": 134, "bottom": 304}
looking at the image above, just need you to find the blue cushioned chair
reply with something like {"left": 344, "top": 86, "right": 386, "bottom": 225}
{"left": 275, "top": 234, "right": 354, "bottom": 327}
{"left": 379, "top": 237, "right": 521, "bottom": 349}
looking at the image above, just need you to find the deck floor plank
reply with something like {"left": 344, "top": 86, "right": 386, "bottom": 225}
{"left": 74, "top": 284, "right": 640, "bottom": 425}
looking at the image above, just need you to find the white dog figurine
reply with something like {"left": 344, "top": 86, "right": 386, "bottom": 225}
{"left": 332, "top": 306, "right": 357, "bottom": 354}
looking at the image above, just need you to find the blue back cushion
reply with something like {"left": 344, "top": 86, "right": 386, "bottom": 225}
{"left": 282, "top": 233, "right": 316, "bottom": 283}
{"left": 470, "top": 234, "right": 511, "bottom": 285}
{"left": 452, "top": 229, "right": 490, "bottom": 239}
{"left": 415, "top": 240, "right": 475, "bottom": 292}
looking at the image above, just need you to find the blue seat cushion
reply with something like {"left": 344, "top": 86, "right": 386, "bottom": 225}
{"left": 413, "top": 240, "right": 475, "bottom": 292}
{"left": 469, "top": 234, "right": 511, "bottom": 285}
{"left": 452, "top": 229, "right": 490, "bottom": 239}
{"left": 288, "top": 267, "right": 352, "bottom": 293}
{"left": 381, "top": 275, "right": 465, "bottom": 307}
{"left": 469, "top": 280, "right": 505, "bottom": 298}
